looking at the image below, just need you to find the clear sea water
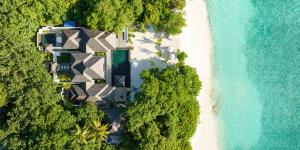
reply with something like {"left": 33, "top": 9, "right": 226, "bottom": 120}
{"left": 206, "top": 0, "right": 300, "bottom": 149}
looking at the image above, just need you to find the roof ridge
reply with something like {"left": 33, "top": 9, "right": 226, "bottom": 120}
{"left": 95, "top": 33, "right": 111, "bottom": 51}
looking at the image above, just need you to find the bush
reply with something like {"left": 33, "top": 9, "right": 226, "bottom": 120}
{"left": 44, "top": 53, "right": 53, "bottom": 62}
{"left": 122, "top": 61, "right": 201, "bottom": 149}
{"left": 95, "top": 79, "right": 106, "bottom": 84}
{"left": 155, "top": 38, "right": 163, "bottom": 46}
{"left": 62, "top": 82, "right": 72, "bottom": 89}
{"left": 95, "top": 51, "right": 106, "bottom": 57}
{"left": 58, "top": 74, "right": 71, "bottom": 82}
{"left": 176, "top": 49, "right": 187, "bottom": 64}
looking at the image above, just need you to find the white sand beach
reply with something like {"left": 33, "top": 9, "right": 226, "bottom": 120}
{"left": 130, "top": 0, "right": 218, "bottom": 149}
{"left": 179, "top": 0, "right": 219, "bottom": 149}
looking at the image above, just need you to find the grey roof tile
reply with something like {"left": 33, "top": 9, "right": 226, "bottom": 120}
{"left": 71, "top": 53, "right": 91, "bottom": 60}
{"left": 71, "top": 84, "right": 87, "bottom": 97}
{"left": 87, "top": 84, "right": 107, "bottom": 96}
{"left": 99, "top": 86, "right": 115, "bottom": 97}
{"left": 84, "top": 56, "right": 100, "bottom": 68}
{"left": 62, "top": 30, "right": 80, "bottom": 49}
{"left": 85, "top": 68, "right": 102, "bottom": 79}
{"left": 71, "top": 75, "right": 92, "bottom": 83}
{"left": 81, "top": 28, "right": 102, "bottom": 38}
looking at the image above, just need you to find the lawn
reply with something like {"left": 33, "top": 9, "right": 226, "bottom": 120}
{"left": 57, "top": 53, "right": 71, "bottom": 63}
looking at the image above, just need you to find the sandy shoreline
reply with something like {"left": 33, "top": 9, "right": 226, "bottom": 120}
{"left": 178, "top": 0, "right": 219, "bottom": 149}
{"left": 130, "top": 0, "right": 218, "bottom": 149}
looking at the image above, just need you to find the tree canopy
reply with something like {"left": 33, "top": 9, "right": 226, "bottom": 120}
{"left": 67, "top": 0, "right": 186, "bottom": 34}
{"left": 68, "top": 0, "right": 136, "bottom": 32}
{"left": 138, "top": 0, "right": 186, "bottom": 35}
{"left": 122, "top": 56, "right": 201, "bottom": 150}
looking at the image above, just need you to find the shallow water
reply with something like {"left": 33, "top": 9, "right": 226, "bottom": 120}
{"left": 207, "top": 0, "right": 300, "bottom": 149}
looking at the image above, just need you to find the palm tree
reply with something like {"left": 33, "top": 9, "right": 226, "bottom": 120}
{"left": 73, "top": 124, "right": 90, "bottom": 145}
{"left": 89, "top": 119, "right": 109, "bottom": 143}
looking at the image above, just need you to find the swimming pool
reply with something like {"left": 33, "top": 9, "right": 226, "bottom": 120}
{"left": 42, "top": 34, "right": 56, "bottom": 45}
{"left": 112, "top": 49, "right": 130, "bottom": 87}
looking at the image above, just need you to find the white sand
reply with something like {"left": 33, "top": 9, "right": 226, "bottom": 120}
{"left": 130, "top": 0, "right": 218, "bottom": 149}
{"left": 130, "top": 27, "right": 180, "bottom": 90}
{"left": 178, "top": 0, "right": 219, "bottom": 149}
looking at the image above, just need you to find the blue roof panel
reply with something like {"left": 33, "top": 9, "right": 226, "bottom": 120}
{"left": 64, "top": 21, "right": 75, "bottom": 27}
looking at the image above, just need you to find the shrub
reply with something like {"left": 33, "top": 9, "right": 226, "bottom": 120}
{"left": 176, "top": 49, "right": 187, "bottom": 64}
{"left": 155, "top": 38, "right": 163, "bottom": 46}
{"left": 44, "top": 53, "right": 53, "bottom": 62}
{"left": 95, "top": 51, "right": 106, "bottom": 57}
{"left": 123, "top": 62, "right": 201, "bottom": 149}
{"left": 62, "top": 82, "right": 72, "bottom": 89}
{"left": 58, "top": 74, "right": 71, "bottom": 82}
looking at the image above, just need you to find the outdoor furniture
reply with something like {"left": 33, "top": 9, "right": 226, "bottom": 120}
{"left": 56, "top": 36, "right": 62, "bottom": 44}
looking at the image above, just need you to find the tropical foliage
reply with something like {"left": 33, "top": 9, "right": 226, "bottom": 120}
{"left": 137, "top": 0, "right": 186, "bottom": 35}
{"left": 68, "top": 0, "right": 137, "bottom": 32}
{"left": 58, "top": 73, "right": 72, "bottom": 82}
{"left": 67, "top": 0, "right": 186, "bottom": 35}
{"left": 176, "top": 49, "right": 188, "bottom": 64}
{"left": 69, "top": 104, "right": 111, "bottom": 149}
{"left": 122, "top": 54, "right": 201, "bottom": 150}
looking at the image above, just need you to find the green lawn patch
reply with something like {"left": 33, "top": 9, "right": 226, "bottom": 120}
{"left": 57, "top": 53, "right": 71, "bottom": 63}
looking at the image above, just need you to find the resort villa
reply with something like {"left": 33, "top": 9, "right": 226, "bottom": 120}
{"left": 36, "top": 24, "right": 131, "bottom": 144}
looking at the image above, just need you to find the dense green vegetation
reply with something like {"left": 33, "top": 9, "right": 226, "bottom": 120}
{"left": 68, "top": 0, "right": 186, "bottom": 34}
{"left": 122, "top": 55, "right": 201, "bottom": 150}
{"left": 68, "top": 0, "right": 136, "bottom": 32}
{"left": 138, "top": 0, "right": 186, "bottom": 35}
{"left": 0, "top": 0, "right": 198, "bottom": 149}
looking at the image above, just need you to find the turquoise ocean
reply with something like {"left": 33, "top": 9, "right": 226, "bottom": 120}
{"left": 206, "top": 0, "right": 300, "bottom": 149}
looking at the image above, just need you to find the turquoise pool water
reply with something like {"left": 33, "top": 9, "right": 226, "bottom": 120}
{"left": 207, "top": 0, "right": 300, "bottom": 149}
{"left": 112, "top": 49, "right": 130, "bottom": 87}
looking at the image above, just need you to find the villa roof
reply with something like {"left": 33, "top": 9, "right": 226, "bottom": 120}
{"left": 87, "top": 84, "right": 107, "bottom": 96}
{"left": 98, "top": 33, "right": 116, "bottom": 50}
{"left": 82, "top": 28, "right": 101, "bottom": 38}
{"left": 70, "top": 84, "right": 88, "bottom": 101}
{"left": 61, "top": 28, "right": 117, "bottom": 52}
{"left": 44, "top": 44, "right": 53, "bottom": 53}
{"left": 99, "top": 86, "right": 115, "bottom": 97}
{"left": 62, "top": 30, "right": 80, "bottom": 49}
{"left": 70, "top": 83, "right": 115, "bottom": 102}
{"left": 70, "top": 53, "right": 105, "bottom": 83}
{"left": 71, "top": 53, "right": 91, "bottom": 60}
